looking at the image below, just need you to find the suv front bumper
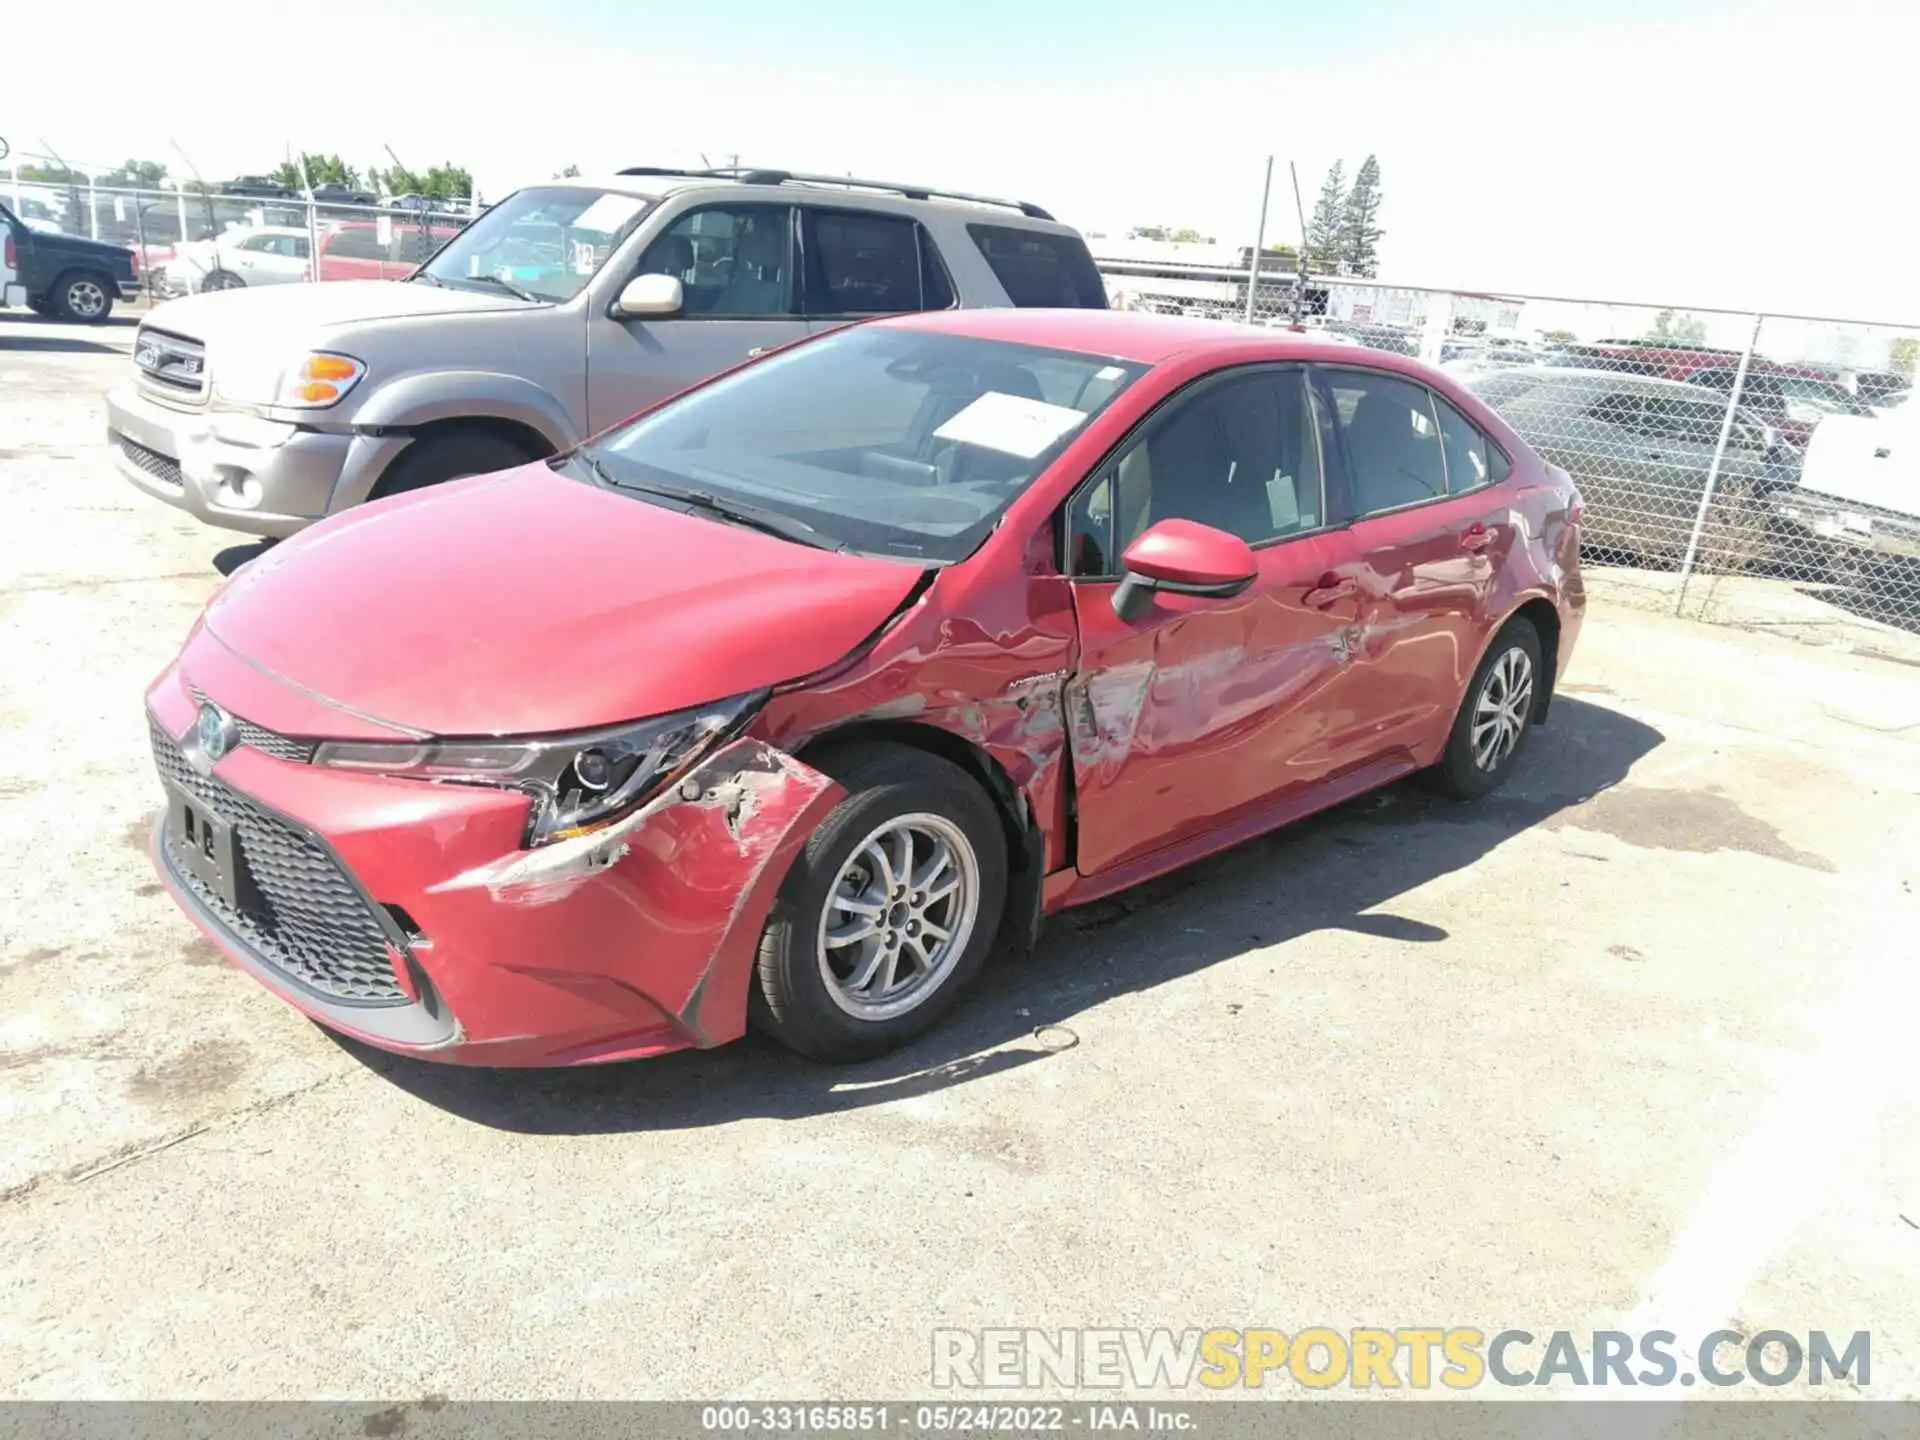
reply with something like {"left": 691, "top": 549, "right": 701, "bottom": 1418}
{"left": 106, "top": 382, "right": 407, "bottom": 538}
{"left": 1771, "top": 487, "right": 1920, "bottom": 565}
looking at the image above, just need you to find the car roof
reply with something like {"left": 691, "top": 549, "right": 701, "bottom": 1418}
{"left": 869, "top": 308, "right": 1377, "bottom": 366}
{"left": 1476, "top": 366, "right": 1747, "bottom": 403}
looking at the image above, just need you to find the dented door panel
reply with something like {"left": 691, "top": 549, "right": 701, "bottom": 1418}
{"left": 1064, "top": 528, "right": 1365, "bottom": 877}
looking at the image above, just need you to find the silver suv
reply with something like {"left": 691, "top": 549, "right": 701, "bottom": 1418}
{"left": 106, "top": 166, "right": 1107, "bottom": 537}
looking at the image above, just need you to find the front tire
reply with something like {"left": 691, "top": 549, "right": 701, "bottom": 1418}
{"left": 202, "top": 269, "right": 246, "bottom": 292}
{"left": 53, "top": 271, "right": 114, "bottom": 323}
{"left": 1430, "top": 617, "right": 1543, "bottom": 800}
{"left": 754, "top": 745, "right": 1007, "bottom": 1063}
{"left": 368, "top": 430, "right": 537, "bottom": 500}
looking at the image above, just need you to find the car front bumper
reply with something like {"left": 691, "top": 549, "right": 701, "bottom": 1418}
{"left": 106, "top": 382, "right": 408, "bottom": 538}
{"left": 144, "top": 653, "right": 843, "bottom": 1066}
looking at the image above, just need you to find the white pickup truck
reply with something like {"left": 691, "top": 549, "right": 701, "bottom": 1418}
{"left": 1772, "top": 396, "right": 1920, "bottom": 583}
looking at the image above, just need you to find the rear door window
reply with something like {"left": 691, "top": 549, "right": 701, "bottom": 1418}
{"left": 966, "top": 224, "right": 1108, "bottom": 308}
{"left": 802, "top": 209, "right": 945, "bottom": 316}
{"left": 1432, "top": 394, "right": 1493, "bottom": 491}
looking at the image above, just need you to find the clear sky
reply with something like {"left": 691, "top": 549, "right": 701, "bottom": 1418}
{"left": 9, "top": 0, "right": 1917, "bottom": 322}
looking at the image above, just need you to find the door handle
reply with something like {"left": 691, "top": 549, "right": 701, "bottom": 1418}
{"left": 747, "top": 346, "right": 771, "bottom": 358}
{"left": 1303, "top": 575, "right": 1357, "bottom": 609}
{"left": 1459, "top": 523, "right": 1495, "bottom": 552}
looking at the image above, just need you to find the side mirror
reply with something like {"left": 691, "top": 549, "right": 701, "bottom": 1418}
{"left": 613, "top": 272, "right": 684, "bottom": 319}
{"left": 1110, "top": 519, "right": 1258, "bottom": 621}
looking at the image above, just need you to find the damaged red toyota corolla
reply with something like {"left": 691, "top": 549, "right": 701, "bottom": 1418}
{"left": 146, "top": 310, "right": 1584, "bottom": 1066}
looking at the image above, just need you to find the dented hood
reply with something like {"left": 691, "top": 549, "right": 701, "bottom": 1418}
{"left": 203, "top": 465, "right": 926, "bottom": 736}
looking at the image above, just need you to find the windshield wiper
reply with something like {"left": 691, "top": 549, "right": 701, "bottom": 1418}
{"left": 459, "top": 272, "right": 540, "bottom": 303}
{"left": 580, "top": 460, "right": 837, "bottom": 551}
{"left": 409, "top": 270, "right": 448, "bottom": 288}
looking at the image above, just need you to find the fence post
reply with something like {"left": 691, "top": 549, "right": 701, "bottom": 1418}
{"left": 87, "top": 178, "right": 99, "bottom": 239}
{"left": 1674, "top": 311, "right": 1764, "bottom": 616}
{"left": 1244, "top": 156, "right": 1273, "bottom": 324}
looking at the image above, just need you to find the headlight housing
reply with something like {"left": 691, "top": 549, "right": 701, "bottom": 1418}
{"left": 215, "top": 350, "right": 368, "bottom": 410}
{"left": 312, "top": 692, "right": 764, "bottom": 846}
{"left": 277, "top": 352, "right": 367, "bottom": 408}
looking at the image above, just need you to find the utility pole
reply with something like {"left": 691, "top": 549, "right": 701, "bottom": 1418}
{"left": 1244, "top": 155, "right": 1273, "bottom": 324}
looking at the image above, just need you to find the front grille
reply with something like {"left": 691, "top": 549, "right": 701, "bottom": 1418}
{"left": 133, "top": 325, "right": 208, "bottom": 400}
{"left": 188, "top": 687, "right": 317, "bottom": 763}
{"left": 116, "top": 433, "right": 184, "bottom": 489}
{"left": 150, "top": 716, "right": 409, "bottom": 1004}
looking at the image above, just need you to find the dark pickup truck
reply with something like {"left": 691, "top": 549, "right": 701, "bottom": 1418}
{"left": 1, "top": 202, "right": 140, "bottom": 322}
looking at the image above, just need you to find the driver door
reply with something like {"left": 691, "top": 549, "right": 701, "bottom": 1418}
{"left": 586, "top": 202, "right": 808, "bottom": 431}
{"left": 1062, "top": 366, "right": 1366, "bottom": 877}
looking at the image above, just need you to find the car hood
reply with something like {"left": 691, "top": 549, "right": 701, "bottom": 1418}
{"left": 145, "top": 278, "right": 532, "bottom": 339}
{"left": 201, "top": 464, "right": 928, "bottom": 736}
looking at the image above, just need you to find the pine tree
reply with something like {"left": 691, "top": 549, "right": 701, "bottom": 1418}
{"left": 1304, "top": 161, "right": 1345, "bottom": 274}
{"left": 1339, "top": 155, "right": 1385, "bottom": 278}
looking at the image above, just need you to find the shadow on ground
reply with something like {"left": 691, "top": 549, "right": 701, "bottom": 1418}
{"left": 0, "top": 334, "right": 124, "bottom": 355}
{"left": 342, "top": 696, "right": 1663, "bottom": 1133}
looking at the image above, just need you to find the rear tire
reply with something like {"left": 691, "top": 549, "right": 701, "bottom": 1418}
{"left": 53, "top": 271, "right": 114, "bottom": 323}
{"left": 368, "top": 430, "right": 538, "bottom": 500}
{"left": 1429, "top": 617, "right": 1544, "bottom": 800}
{"left": 754, "top": 744, "right": 1007, "bottom": 1063}
{"left": 202, "top": 269, "right": 246, "bottom": 291}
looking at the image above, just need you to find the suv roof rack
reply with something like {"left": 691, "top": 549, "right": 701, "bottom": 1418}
{"left": 614, "top": 165, "right": 1056, "bottom": 221}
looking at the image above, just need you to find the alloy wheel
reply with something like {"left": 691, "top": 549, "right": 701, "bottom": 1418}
{"left": 817, "top": 813, "right": 980, "bottom": 1022}
{"left": 1471, "top": 646, "right": 1534, "bottom": 772}
{"left": 66, "top": 280, "right": 106, "bottom": 317}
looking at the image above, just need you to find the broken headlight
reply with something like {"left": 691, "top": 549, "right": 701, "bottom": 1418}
{"left": 312, "top": 692, "right": 764, "bottom": 846}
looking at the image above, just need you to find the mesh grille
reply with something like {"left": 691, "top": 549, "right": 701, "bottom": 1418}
{"left": 116, "top": 433, "right": 183, "bottom": 489}
{"left": 150, "top": 716, "right": 408, "bottom": 1004}
{"left": 187, "top": 687, "right": 317, "bottom": 763}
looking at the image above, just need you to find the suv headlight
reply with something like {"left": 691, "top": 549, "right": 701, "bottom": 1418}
{"left": 278, "top": 352, "right": 367, "bottom": 408}
{"left": 311, "top": 693, "right": 764, "bottom": 846}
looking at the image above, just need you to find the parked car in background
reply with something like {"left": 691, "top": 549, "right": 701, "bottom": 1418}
{"left": 1464, "top": 366, "right": 1787, "bottom": 570}
{"left": 0, "top": 201, "right": 139, "bottom": 321}
{"left": 152, "top": 226, "right": 314, "bottom": 297}
{"left": 1583, "top": 341, "right": 1875, "bottom": 451}
{"left": 1772, "top": 397, "right": 1920, "bottom": 595}
{"left": 309, "top": 183, "right": 379, "bottom": 207}
{"left": 109, "top": 166, "right": 1108, "bottom": 538}
{"left": 142, "top": 308, "right": 1583, "bottom": 1066}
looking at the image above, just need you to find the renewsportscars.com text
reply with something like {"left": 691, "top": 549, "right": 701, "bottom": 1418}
{"left": 931, "top": 1328, "right": 1870, "bottom": 1390}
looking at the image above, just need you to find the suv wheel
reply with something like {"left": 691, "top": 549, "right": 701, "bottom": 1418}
{"left": 753, "top": 745, "right": 1007, "bottom": 1062}
{"left": 369, "top": 431, "right": 539, "bottom": 500}
{"left": 54, "top": 272, "right": 114, "bottom": 323}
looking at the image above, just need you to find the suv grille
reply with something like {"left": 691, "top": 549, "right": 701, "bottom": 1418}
{"left": 150, "top": 717, "right": 409, "bottom": 1004}
{"left": 117, "top": 433, "right": 184, "bottom": 489}
{"left": 188, "top": 688, "right": 317, "bottom": 763}
{"left": 133, "top": 325, "right": 209, "bottom": 401}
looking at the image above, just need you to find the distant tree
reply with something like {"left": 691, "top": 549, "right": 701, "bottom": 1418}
{"left": 1890, "top": 336, "right": 1919, "bottom": 377}
{"left": 1338, "top": 155, "right": 1384, "bottom": 278}
{"left": 272, "top": 152, "right": 362, "bottom": 190}
{"left": 17, "top": 163, "right": 81, "bottom": 184}
{"left": 1645, "top": 309, "right": 1708, "bottom": 344}
{"left": 371, "top": 162, "right": 473, "bottom": 200}
{"left": 554, "top": 164, "right": 582, "bottom": 179}
{"left": 1128, "top": 225, "right": 1171, "bottom": 241}
{"left": 1168, "top": 227, "right": 1213, "bottom": 244}
{"left": 1541, "top": 329, "right": 1578, "bottom": 345}
{"left": 96, "top": 158, "right": 168, "bottom": 189}
{"left": 1305, "top": 160, "right": 1346, "bottom": 273}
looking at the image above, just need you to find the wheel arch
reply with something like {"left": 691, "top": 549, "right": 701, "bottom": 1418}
{"left": 1482, "top": 594, "right": 1561, "bottom": 723}
{"left": 794, "top": 718, "right": 1046, "bottom": 951}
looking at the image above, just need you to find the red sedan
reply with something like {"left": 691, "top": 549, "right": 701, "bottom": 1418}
{"left": 146, "top": 309, "right": 1585, "bottom": 1066}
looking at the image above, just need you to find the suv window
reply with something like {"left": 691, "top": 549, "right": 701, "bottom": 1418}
{"left": 1065, "top": 368, "right": 1322, "bottom": 575}
{"left": 1433, "top": 394, "right": 1493, "bottom": 491}
{"left": 1323, "top": 370, "right": 1448, "bottom": 515}
{"left": 967, "top": 224, "right": 1108, "bottom": 308}
{"left": 802, "top": 209, "right": 943, "bottom": 316}
{"left": 636, "top": 204, "right": 797, "bottom": 317}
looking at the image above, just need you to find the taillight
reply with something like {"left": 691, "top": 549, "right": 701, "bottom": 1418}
{"left": 3, "top": 232, "right": 14, "bottom": 269}
{"left": 1569, "top": 489, "right": 1586, "bottom": 525}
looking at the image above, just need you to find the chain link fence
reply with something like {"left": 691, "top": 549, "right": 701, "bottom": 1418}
{"left": 1097, "top": 254, "right": 1920, "bottom": 636}
{"left": 4, "top": 171, "right": 475, "bottom": 298}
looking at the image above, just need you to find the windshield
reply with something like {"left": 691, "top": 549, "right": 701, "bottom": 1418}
{"left": 583, "top": 327, "right": 1150, "bottom": 562}
{"left": 417, "top": 186, "right": 653, "bottom": 303}
{"left": 1778, "top": 375, "right": 1872, "bottom": 418}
